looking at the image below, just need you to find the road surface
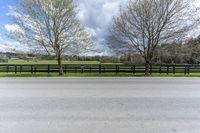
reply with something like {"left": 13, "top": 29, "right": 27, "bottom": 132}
{"left": 0, "top": 77, "right": 200, "bottom": 133}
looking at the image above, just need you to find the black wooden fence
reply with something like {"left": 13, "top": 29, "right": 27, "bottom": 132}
{"left": 0, "top": 64, "right": 200, "bottom": 75}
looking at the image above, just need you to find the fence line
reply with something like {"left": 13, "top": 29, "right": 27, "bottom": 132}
{"left": 0, "top": 64, "right": 199, "bottom": 75}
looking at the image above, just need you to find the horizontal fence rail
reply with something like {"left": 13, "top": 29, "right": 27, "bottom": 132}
{"left": 0, "top": 64, "right": 199, "bottom": 75}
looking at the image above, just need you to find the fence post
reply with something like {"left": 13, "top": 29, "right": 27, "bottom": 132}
{"left": 20, "top": 65, "right": 22, "bottom": 73}
{"left": 81, "top": 65, "right": 84, "bottom": 74}
{"left": 188, "top": 66, "right": 190, "bottom": 75}
{"left": 115, "top": 65, "right": 120, "bottom": 74}
{"left": 34, "top": 66, "right": 37, "bottom": 73}
{"left": 116, "top": 65, "right": 119, "bottom": 74}
{"left": 131, "top": 66, "right": 134, "bottom": 74}
{"left": 150, "top": 65, "right": 152, "bottom": 75}
{"left": 167, "top": 65, "right": 169, "bottom": 75}
{"left": 31, "top": 65, "right": 33, "bottom": 74}
{"left": 159, "top": 66, "right": 162, "bottom": 74}
{"left": 99, "top": 65, "right": 101, "bottom": 74}
{"left": 184, "top": 66, "right": 187, "bottom": 75}
{"left": 90, "top": 66, "right": 92, "bottom": 73}
{"left": 15, "top": 66, "right": 17, "bottom": 74}
{"left": 48, "top": 65, "right": 50, "bottom": 74}
{"left": 6, "top": 66, "right": 9, "bottom": 73}
{"left": 65, "top": 65, "right": 67, "bottom": 74}
{"left": 173, "top": 65, "right": 175, "bottom": 74}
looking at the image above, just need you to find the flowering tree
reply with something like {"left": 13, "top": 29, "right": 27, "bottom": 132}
{"left": 7, "top": 0, "right": 93, "bottom": 75}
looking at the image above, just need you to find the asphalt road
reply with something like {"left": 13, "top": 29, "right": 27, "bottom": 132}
{"left": 0, "top": 77, "right": 200, "bottom": 133}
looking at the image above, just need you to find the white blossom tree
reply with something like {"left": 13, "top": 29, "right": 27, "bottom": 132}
{"left": 7, "top": 0, "right": 93, "bottom": 75}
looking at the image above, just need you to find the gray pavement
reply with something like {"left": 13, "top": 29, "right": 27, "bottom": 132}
{"left": 0, "top": 77, "right": 200, "bottom": 133}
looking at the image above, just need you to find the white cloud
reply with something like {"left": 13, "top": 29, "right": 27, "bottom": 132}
{"left": 0, "top": 38, "right": 19, "bottom": 52}
{"left": 5, "top": 24, "right": 25, "bottom": 35}
{"left": 0, "top": 34, "right": 28, "bottom": 53}
{"left": 3, "top": 0, "right": 200, "bottom": 54}
{"left": 77, "top": 0, "right": 126, "bottom": 34}
{"left": 6, "top": 6, "right": 17, "bottom": 17}
{"left": 76, "top": 0, "right": 128, "bottom": 55}
{"left": 4, "top": 0, "right": 127, "bottom": 54}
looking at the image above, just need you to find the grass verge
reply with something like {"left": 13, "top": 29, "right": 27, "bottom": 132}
{"left": 0, "top": 73, "right": 200, "bottom": 77}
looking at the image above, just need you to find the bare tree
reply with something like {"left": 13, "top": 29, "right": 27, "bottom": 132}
{"left": 7, "top": 0, "right": 93, "bottom": 75}
{"left": 112, "top": 0, "right": 199, "bottom": 75}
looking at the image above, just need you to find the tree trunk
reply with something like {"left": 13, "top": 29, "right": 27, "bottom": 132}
{"left": 145, "top": 61, "right": 151, "bottom": 76}
{"left": 57, "top": 57, "right": 64, "bottom": 75}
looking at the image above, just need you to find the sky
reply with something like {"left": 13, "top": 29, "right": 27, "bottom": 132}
{"left": 0, "top": 0, "right": 16, "bottom": 27}
{"left": 0, "top": 0, "right": 11, "bottom": 39}
{"left": 0, "top": 0, "right": 22, "bottom": 52}
{"left": 0, "top": 0, "right": 127, "bottom": 54}
{"left": 0, "top": 0, "right": 200, "bottom": 54}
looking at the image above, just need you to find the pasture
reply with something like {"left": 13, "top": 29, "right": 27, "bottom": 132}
{"left": 0, "top": 59, "right": 102, "bottom": 65}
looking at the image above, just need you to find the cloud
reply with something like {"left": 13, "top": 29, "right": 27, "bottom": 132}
{"left": 6, "top": 6, "right": 17, "bottom": 17}
{"left": 5, "top": 24, "right": 25, "bottom": 34}
{"left": 3, "top": 0, "right": 128, "bottom": 54}
{"left": 0, "top": 32, "right": 28, "bottom": 53}
{"left": 76, "top": 0, "right": 128, "bottom": 55}
{"left": 3, "top": 0, "right": 200, "bottom": 55}
{"left": 0, "top": 37, "right": 21, "bottom": 52}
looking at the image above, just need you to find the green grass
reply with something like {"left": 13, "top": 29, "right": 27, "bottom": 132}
{"left": 0, "top": 72, "right": 199, "bottom": 77}
{"left": 0, "top": 73, "right": 136, "bottom": 77}
{"left": 0, "top": 59, "right": 101, "bottom": 65}
{"left": 152, "top": 73, "right": 200, "bottom": 77}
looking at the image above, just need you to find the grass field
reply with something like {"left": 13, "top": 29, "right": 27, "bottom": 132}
{"left": 0, "top": 59, "right": 102, "bottom": 64}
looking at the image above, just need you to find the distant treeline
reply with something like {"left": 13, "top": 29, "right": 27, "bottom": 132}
{"left": 1, "top": 36, "right": 200, "bottom": 64}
